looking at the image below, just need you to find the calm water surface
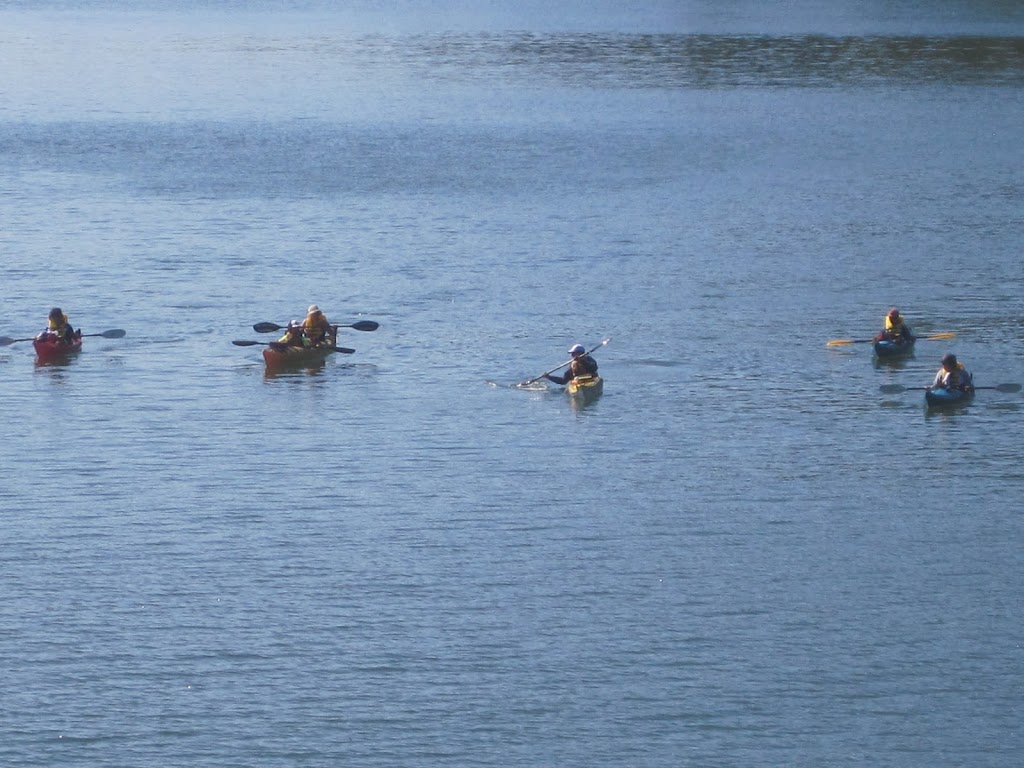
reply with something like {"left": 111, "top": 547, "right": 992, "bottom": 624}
{"left": 2, "top": 2, "right": 1023, "bottom": 766}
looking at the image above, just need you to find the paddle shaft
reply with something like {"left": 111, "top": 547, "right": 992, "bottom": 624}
{"left": 0, "top": 328, "right": 124, "bottom": 346}
{"left": 881, "top": 383, "right": 1020, "bottom": 394}
{"left": 253, "top": 320, "right": 378, "bottom": 333}
{"left": 233, "top": 340, "right": 355, "bottom": 354}
{"left": 827, "top": 332, "right": 955, "bottom": 347}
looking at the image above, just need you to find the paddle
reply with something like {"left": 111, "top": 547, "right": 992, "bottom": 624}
{"left": 880, "top": 383, "right": 1021, "bottom": 394}
{"left": 232, "top": 340, "right": 355, "bottom": 354}
{"left": 0, "top": 328, "right": 126, "bottom": 346}
{"left": 827, "top": 332, "right": 956, "bottom": 347}
{"left": 253, "top": 320, "right": 379, "bottom": 334}
{"left": 518, "top": 338, "right": 611, "bottom": 387}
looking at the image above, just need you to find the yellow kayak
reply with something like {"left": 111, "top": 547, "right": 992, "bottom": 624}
{"left": 566, "top": 374, "right": 603, "bottom": 397}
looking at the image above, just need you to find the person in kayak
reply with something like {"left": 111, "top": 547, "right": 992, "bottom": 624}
{"left": 276, "top": 321, "right": 305, "bottom": 347}
{"left": 303, "top": 305, "right": 335, "bottom": 347}
{"left": 931, "top": 353, "right": 974, "bottom": 392}
{"left": 875, "top": 308, "right": 915, "bottom": 343}
{"left": 37, "top": 307, "right": 79, "bottom": 345}
{"left": 545, "top": 343, "right": 599, "bottom": 385}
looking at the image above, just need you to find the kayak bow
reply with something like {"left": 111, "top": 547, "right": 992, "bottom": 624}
{"left": 262, "top": 343, "right": 337, "bottom": 368}
{"left": 566, "top": 374, "right": 603, "bottom": 398}
{"left": 33, "top": 335, "right": 83, "bottom": 361}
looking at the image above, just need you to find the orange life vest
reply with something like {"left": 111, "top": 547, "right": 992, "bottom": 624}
{"left": 303, "top": 313, "right": 332, "bottom": 344}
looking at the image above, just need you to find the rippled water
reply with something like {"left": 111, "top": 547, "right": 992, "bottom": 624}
{"left": 2, "top": 3, "right": 1024, "bottom": 766}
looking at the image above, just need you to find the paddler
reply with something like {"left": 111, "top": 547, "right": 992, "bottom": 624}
{"left": 875, "top": 307, "right": 915, "bottom": 344}
{"left": 931, "top": 353, "right": 973, "bottom": 392}
{"left": 303, "top": 305, "right": 335, "bottom": 347}
{"left": 38, "top": 307, "right": 79, "bottom": 345}
{"left": 544, "top": 343, "right": 599, "bottom": 385}
{"left": 277, "top": 320, "right": 305, "bottom": 347}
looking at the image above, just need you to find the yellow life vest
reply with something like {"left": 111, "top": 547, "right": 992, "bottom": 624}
{"left": 278, "top": 327, "right": 303, "bottom": 345}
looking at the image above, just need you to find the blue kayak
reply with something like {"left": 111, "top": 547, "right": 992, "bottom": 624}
{"left": 925, "top": 386, "right": 974, "bottom": 407}
{"left": 873, "top": 338, "right": 915, "bottom": 358}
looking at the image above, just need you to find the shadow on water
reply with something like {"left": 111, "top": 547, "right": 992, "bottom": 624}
{"left": 989, "top": 401, "right": 1022, "bottom": 412}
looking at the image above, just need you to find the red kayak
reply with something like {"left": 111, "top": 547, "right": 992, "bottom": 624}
{"left": 262, "top": 343, "right": 336, "bottom": 368}
{"left": 33, "top": 335, "right": 83, "bottom": 361}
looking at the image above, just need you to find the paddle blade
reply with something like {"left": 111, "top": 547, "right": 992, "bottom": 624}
{"left": 349, "top": 320, "right": 379, "bottom": 332}
{"left": 330, "top": 346, "right": 356, "bottom": 354}
{"left": 232, "top": 340, "right": 261, "bottom": 347}
{"left": 923, "top": 332, "right": 956, "bottom": 341}
{"left": 826, "top": 338, "right": 870, "bottom": 347}
{"left": 100, "top": 328, "right": 126, "bottom": 338}
{"left": 995, "top": 383, "right": 1022, "bottom": 393}
{"left": 0, "top": 336, "right": 22, "bottom": 347}
{"left": 253, "top": 322, "right": 284, "bottom": 333}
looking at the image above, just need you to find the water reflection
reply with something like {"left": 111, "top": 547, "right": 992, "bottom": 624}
{"left": 34, "top": 354, "right": 80, "bottom": 371}
{"left": 567, "top": 384, "right": 604, "bottom": 412}
{"left": 262, "top": 361, "right": 328, "bottom": 381}
{"left": 924, "top": 405, "right": 971, "bottom": 420}
{"left": 568, "top": 391, "right": 603, "bottom": 412}
{"left": 873, "top": 354, "right": 914, "bottom": 371}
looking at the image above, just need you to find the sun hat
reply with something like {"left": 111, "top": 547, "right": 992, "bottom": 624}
{"left": 307, "top": 305, "right": 320, "bottom": 314}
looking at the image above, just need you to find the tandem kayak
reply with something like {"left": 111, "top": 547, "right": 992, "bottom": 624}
{"left": 925, "top": 386, "right": 974, "bottom": 408}
{"left": 33, "top": 335, "right": 83, "bottom": 361}
{"left": 566, "top": 374, "right": 603, "bottom": 398}
{"left": 873, "top": 338, "right": 915, "bottom": 358}
{"left": 262, "top": 343, "right": 337, "bottom": 368}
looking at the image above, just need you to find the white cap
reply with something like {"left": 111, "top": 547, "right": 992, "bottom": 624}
{"left": 569, "top": 343, "right": 585, "bottom": 354}
{"left": 307, "top": 305, "right": 320, "bottom": 314}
